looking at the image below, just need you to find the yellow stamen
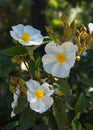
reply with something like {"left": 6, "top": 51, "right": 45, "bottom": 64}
{"left": 21, "top": 32, "right": 30, "bottom": 42}
{"left": 35, "top": 89, "right": 44, "bottom": 99}
{"left": 56, "top": 53, "right": 66, "bottom": 64}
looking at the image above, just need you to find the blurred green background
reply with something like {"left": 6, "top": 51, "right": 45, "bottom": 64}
{"left": 0, "top": 0, "right": 93, "bottom": 129}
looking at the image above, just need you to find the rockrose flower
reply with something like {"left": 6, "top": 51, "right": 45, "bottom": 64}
{"left": 11, "top": 87, "right": 20, "bottom": 117}
{"left": 42, "top": 41, "right": 78, "bottom": 78}
{"left": 10, "top": 24, "right": 44, "bottom": 46}
{"left": 26, "top": 79, "right": 54, "bottom": 113}
{"left": 88, "top": 23, "right": 93, "bottom": 34}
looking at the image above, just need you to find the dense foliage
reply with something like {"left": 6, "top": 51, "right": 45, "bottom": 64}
{"left": 1, "top": 0, "right": 93, "bottom": 130}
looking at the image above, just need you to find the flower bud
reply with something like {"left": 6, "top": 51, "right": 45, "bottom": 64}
{"left": 80, "top": 31, "right": 89, "bottom": 39}
{"left": 76, "top": 55, "right": 81, "bottom": 61}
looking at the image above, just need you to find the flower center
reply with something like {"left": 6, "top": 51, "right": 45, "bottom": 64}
{"left": 56, "top": 53, "right": 67, "bottom": 64}
{"left": 21, "top": 32, "right": 30, "bottom": 42}
{"left": 35, "top": 89, "right": 44, "bottom": 99}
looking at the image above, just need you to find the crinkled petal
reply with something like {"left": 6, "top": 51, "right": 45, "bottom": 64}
{"left": 61, "top": 42, "right": 78, "bottom": 54}
{"left": 27, "top": 90, "right": 37, "bottom": 103}
{"left": 24, "top": 25, "right": 40, "bottom": 35}
{"left": 31, "top": 34, "right": 44, "bottom": 44}
{"left": 51, "top": 63, "right": 70, "bottom": 78}
{"left": 29, "top": 96, "right": 53, "bottom": 113}
{"left": 41, "top": 83, "right": 54, "bottom": 96}
{"left": 29, "top": 99, "right": 45, "bottom": 113}
{"left": 12, "top": 24, "right": 24, "bottom": 36}
{"left": 42, "top": 96, "right": 53, "bottom": 112}
{"left": 42, "top": 54, "right": 57, "bottom": 73}
{"left": 45, "top": 41, "right": 61, "bottom": 55}
{"left": 10, "top": 31, "right": 20, "bottom": 40}
{"left": 66, "top": 53, "right": 76, "bottom": 68}
{"left": 26, "top": 79, "right": 41, "bottom": 92}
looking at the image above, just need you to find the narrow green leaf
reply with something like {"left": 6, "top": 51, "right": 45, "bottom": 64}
{"left": 75, "top": 93, "right": 85, "bottom": 114}
{"left": 86, "top": 123, "right": 93, "bottom": 130}
{"left": 28, "top": 59, "right": 35, "bottom": 77}
{"left": 19, "top": 111, "right": 36, "bottom": 130}
{"left": 14, "top": 97, "right": 28, "bottom": 114}
{"left": 47, "top": 111, "right": 59, "bottom": 130}
{"left": 78, "top": 76, "right": 93, "bottom": 87}
{"left": 53, "top": 97, "right": 67, "bottom": 130}
{"left": 72, "top": 120, "right": 81, "bottom": 130}
{"left": 4, "top": 121, "right": 19, "bottom": 130}
{"left": 2, "top": 46, "right": 28, "bottom": 56}
{"left": 33, "top": 123, "right": 49, "bottom": 130}
{"left": 35, "top": 56, "right": 41, "bottom": 70}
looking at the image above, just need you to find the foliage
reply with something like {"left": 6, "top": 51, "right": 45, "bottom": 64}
{"left": 1, "top": 0, "right": 93, "bottom": 130}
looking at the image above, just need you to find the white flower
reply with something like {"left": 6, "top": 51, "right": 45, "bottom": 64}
{"left": 26, "top": 79, "right": 54, "bottom": 113}
{"left": 10, "top": 24, "right": 44, "bottom": 46}
{"left": 88, "top": 23, "right": 93, "bottom": 34}
{"left": 11, "top": 87, "right": 20, "bottom": 117}
{"left": 42, "top": 41, "right": 78, "bottom": 78}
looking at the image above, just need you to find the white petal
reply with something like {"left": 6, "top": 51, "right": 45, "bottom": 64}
{"left": 61, "top": 42, "right": 78, "bottom": 54}
{"left": 10, "top": 31, "right": 19, "bottom": 40}
{"left": 26, "top": 79, "right": 41, "bottom": 92}
{"left": 42, "top": 96, "right": 53, "bottom": 112}
{"left": 27, "top": 90, "right": 36, "bottom": 103}
{"left": 51, "top": 63, "right": 70, "bottom": 78}
{"left": 11, "top": 100, "right": 17, "bottom": 109}
{"left": 24, "top": 25, "right": 40, "bottom": 35}
{"left": 66, "top": 53, "right": 76, "bottom": 68}
{"left": 45, "top": 41, "right": 60, "bottom": 55}
{"left": 29, "top": 99, "right": 45, "bottom": 113}
{"left": 41, "top": 83, "right": 54, "bottom": 96}
{"left": 29, "top": 96, "right": 53, "bottom": 113}
{"left": 42, "top": 54, "right": 57, "bottom": 73}
{"left": 18, "top": 38, "right": 43, "bottom": 46}
{"left": 12, "top": 24, "right": 24, "bottom": 36}
{"left": 31, "top": 34, "right": 44, "bottom": 44}
{"left": 11, "top": 111, "right": 16, "bottom": 117}
{"left": 88, "top": 23, "right": 93, "bottom": 34}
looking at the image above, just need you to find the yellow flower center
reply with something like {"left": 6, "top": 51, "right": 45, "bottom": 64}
{"left": 35, "top": 89, "right": 44, "bottom": 99}
{"left": 21, "top": 32, "right": 30, "bottom": 42}
{"left": 56, "top": 53, "right": 67, "bottom": 64}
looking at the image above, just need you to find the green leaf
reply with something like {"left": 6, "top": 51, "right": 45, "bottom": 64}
{"left": 78, "top": 76, "right": 93, "bottom": 88}
{"left": 1, "top": 46, "right": 28, "bottom": 56}
{"left": 72, "top": 120, "right": 81, "bottom": 130}
{"left": 75, "top": 92, "right": 85, "bottom": 114}
{"left": 53, "top": 97, "right": 67, "bottom": 130}
{"left": 14, "top": 97, "right": 28, "bottom": 114}
{"left": 33, "top": 123, "right": 49, "bottom": 130}
{"left": 86, "top": 123, "right": 93, "bottom": 130}
{"left": 47, "top": 111, "right": 59, "bottom": 130}
{"left": 19, "top": 111, "right": 36, "bottom": 130}
{"left": 4, "top": 121, "right": 19, "bottom": 130}
{"left": 35, "top": 56, "right": 41, "bottom": 70}
{"left": 28, "top": 59, "right": 35, "bottom": 77}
